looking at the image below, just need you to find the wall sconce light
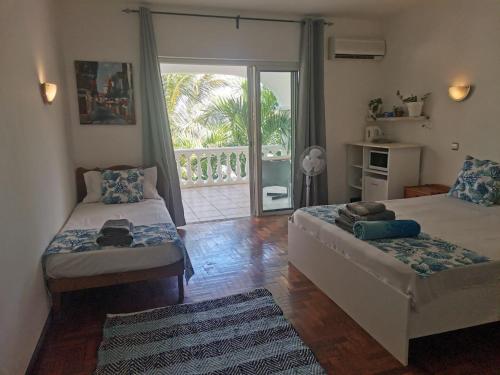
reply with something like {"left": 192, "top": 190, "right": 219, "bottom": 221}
{"left": 448, "top": 85, "right": 471, "bottom": 102}
{"left": 40, "top": 82, "right": 57, "bottom": 104}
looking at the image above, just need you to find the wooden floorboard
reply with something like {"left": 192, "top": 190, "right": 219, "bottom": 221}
{"left": 32, "top": 215, "right": 500, "bottom": 375}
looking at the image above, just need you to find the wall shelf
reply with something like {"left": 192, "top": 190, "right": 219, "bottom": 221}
{"left": 366, "top": 116, "right": 429, "bottom": 123}
{"left": 349, "top": 184, "right": 362, "bottom": 190}
{"left": 351, "top": 164, "right": 363, "bottom": 169}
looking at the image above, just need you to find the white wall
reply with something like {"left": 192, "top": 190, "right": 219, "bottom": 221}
{"left": 379, "top": 0, "right": 500, "bottom": 186}
{"left": 0, "top": 0, "right": 75, "bottom": 373}
{"left": 57, "top": 0, "right": 383, "bottom": 203}
{"left": 325, "top": 18, "right": 384, "bottom": 202}
{"left": 56, "top": 0, "right": 301, "bottom": 168}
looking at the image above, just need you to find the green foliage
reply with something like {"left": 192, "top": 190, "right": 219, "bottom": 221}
{"left": 162, "top": 73, "right": 291, "bottom": 150}
{"left": 368, "top": 98, "right": 383, "bottom": 120}
{"left": 369, "top": 98, "right": 382, "bottom": 109}
{"left": 162, "top": 74, "right": 228, "bottom": 149}
{"left": 396, "top": 90, "right": 431, "bottom": 103}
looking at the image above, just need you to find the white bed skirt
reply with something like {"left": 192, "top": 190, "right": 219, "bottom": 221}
{"left": 288, "top": 219, "right": 500, "bottom": 365}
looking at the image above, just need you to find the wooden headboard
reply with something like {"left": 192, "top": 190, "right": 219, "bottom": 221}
{"left": 76, "top": 165, "right": 136, "bottom": 202}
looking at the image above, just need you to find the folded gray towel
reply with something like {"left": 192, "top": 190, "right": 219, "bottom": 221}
{"left": 339, "top": 208, "right": 396, "bottom": 225}
{"left": 346, "top": 201, "right": 386, "bottom": 216}
{"left": 96, "top": 234, "right": 133, "bottom": 247}
{"left": 100, "top": 219, "right": 133, "bottom": 236}
{"left": 335, "top": 217, "right": 354, "bottom": 233}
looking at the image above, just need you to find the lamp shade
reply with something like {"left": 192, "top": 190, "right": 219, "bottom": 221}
{"left": 40, "top": 82, "right": 57, "bottom": 104}
{"left": 448, "top": 85, "right": 470, "bottom": 102}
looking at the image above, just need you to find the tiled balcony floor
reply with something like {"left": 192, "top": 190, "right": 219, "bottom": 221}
{"left": 181, "top": 184, "right": 250, "bottom": 224}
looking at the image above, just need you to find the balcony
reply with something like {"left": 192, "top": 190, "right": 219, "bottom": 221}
{"left": 175, "top": 145, "right": 290, "bottom": 223}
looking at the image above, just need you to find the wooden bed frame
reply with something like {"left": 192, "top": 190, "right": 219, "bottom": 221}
{"left": 288, "top": 218, "right": 500, "bottom": 365}
{"left": 47, "top": 165, "right": 185, "bottom": 312}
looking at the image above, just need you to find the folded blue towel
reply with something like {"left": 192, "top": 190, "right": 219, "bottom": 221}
{"left": 353, "top": 220, "right": 421, "bottom": 240}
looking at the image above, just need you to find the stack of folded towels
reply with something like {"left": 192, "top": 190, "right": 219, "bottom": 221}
{"left": 97, "top": 219, "right": 134, "bottom": 247}
{"left": 335, "top": 201, "right": 395, "bottom": 234}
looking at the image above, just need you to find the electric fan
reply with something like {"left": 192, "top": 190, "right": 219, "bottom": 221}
{"left": 299, "top": 145, "right": 326, "bottom": 207}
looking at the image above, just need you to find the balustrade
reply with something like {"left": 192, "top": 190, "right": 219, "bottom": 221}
{"left": 174, "top": 145, "right": 288, "bottom": 188}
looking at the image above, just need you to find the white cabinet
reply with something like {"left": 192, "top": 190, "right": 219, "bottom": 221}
{"left": 346, "top": 142, "right": 422, "bottom": 202}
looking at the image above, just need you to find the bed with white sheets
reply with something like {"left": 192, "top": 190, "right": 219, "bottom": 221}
{"left": 45, "top": 199, "right": 184, "bottom": 279}
{"left": 288, "top": 194, "right": 500, "bottom": 365}
{"left": 44, "top": 165, "right": 190, "bottom": 312}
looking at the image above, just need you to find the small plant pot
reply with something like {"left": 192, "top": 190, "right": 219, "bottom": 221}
{"left": 368, "top": 106, "right": 384, "bottom": 120}
{"left": 406, "top": 101, "right": 424, "bottom": 117}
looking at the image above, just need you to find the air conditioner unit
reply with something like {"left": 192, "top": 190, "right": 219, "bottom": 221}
{"left": 328, "top": 38, "right": 386, "bottom": 60}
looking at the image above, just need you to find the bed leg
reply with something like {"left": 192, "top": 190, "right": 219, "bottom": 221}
{"left": 177, "top": 274, "right": 184, "bottom": 304}
{"left": 52, "top": 292, "right": 61, "bottom": 313}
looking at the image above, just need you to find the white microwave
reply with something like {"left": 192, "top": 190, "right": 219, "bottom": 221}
{"left": 368, "top": 150, "right": 389, "bottom": 171}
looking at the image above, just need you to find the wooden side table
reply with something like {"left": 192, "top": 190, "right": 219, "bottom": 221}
{"left": 404, "top": 184, "right": 450, "bottom": 198}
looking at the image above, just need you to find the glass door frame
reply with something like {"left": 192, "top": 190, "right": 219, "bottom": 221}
{"left": 159, "top": 57, "right": 298, "bottom": 218}
{"left": 247, "top": 63, "right": 299, "bottom": 217}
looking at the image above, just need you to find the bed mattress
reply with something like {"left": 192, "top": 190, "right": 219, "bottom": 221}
{"left": 45, "top": 199, "right": 183, "bottom": 279}
{"left": 292, "top": 195, "right": 500, "bottom": 306}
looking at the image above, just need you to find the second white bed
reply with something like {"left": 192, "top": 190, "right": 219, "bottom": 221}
{"left": 289, "top": 194, "right": 500, "bottom": 364}
{"left": 292, "top": 194, "right": 500, "bottom": 307}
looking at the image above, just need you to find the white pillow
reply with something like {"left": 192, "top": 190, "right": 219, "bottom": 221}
{"left": 82, "top": 170, "right": 102, "bottom": 203}
{"left": 144, "top": 166, "right": 162, "bottom": 200}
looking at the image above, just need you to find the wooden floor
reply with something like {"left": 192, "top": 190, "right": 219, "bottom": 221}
{"left": 33, "top": 216, "right": 500, "bottom": 375}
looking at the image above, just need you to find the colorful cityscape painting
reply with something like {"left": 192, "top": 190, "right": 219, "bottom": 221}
{"left": 74, "top": 61, "right": 136, "bottom": 125}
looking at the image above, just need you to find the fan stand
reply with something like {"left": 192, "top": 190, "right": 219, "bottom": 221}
{"left": 305, "top": 175, "right": 311, "bottom": 207}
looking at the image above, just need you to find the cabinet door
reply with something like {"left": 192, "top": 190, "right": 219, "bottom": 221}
{"left": 364, "top": 175, "right": 388, "bottom": 201}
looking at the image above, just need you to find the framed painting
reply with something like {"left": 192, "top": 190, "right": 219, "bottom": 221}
{"left": 74, "top": 60, "right": 136, "bottom": 125}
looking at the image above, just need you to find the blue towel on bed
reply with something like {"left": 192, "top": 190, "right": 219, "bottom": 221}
{"left": 353, "top": 220, "right": 421, "bottom": 240}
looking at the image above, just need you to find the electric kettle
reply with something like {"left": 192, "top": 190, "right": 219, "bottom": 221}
{"left": 365, "top": 126, "right": 383, "bottom": 142}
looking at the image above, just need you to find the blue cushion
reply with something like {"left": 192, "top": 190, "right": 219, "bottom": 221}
{"left": 448, "top": 155, "right": 500, "bottom": 206}
{"left": 101, "top": 168, "right": 144, "bottom": 204}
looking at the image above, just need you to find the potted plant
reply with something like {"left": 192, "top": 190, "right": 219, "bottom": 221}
{"left": 396, "top": 91, "right": 430, "bottom": 117}
{"left": 368, "top": 98, "right": 383, "bottom": 120}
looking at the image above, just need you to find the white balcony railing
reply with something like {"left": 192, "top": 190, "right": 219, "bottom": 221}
{"left": 174, "top": 145, "right": 288, "bottom": 188}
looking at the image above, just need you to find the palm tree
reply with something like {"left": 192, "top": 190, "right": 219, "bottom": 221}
{"left": 162, "top": 73, "right": 291, "bottom": 182}
{"left": 199, "top": 80, "right": 291, "bottom": 151}
{"left": 162, "top": 73, "right": 229, "bottom": 148}
{"left": 163, "top": 73, "right": 291, "bottom": 150}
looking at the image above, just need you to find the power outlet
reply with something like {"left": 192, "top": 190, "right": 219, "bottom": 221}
{"left": 451, "top": 142, "right": 460, "bottom": 151}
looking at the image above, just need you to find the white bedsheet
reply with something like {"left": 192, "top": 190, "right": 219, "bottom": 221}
{"left": 45, "top": 199, "right": 183, "bottom": 278}
{"left": 292, "top": 195, "right": 500, "bottom": 306}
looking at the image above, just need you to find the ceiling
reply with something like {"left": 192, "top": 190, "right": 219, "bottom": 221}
{"left": 142, "top": 0, "right": 420, "bottom": 19}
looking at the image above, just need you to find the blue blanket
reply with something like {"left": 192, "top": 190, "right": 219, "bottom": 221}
{"left": 353, "top": 220, "right": 421, "bottom": 240}
{"left": 299, "top": 205, "right": 490, "bottom": 278}
{"left": 44, "top": 222, "right": 194, "bottom": 282}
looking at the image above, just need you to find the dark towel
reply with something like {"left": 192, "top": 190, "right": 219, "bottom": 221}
{"left": 353, "top": 220, "right": 421, "bottom": 240}
{"left": 339, "top": 208, "right": 396, "bottom": 225}
{"left": 346, "top": 201, "right": 386, "bottom": 216}
{"left": 335, "top": 217, "right": 354, "bottom": 233}
{"left": 96, "top": 234, "right": 133, "bottom": 247}
{"left": 100, "top": 219, "right": 133, "bottom": 236}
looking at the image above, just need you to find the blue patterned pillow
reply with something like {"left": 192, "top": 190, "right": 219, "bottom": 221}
{"left": 101, "top": 169, "right": 144, "bottom": 204}
{"left": 448, "top": 156, "right": 500, "bottom": 206}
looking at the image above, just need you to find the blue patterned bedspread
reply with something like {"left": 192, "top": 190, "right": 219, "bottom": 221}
{"left": 299, "top": 204, "right": 344, "bottom": 224}
{"left": 44, "top": 222, "right": 194, "bottom": 282}
{"left": 298, "top": 205, "right": 490, "bottom": 278}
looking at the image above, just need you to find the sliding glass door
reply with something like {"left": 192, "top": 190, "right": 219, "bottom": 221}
{"left": 248, "top": 66, "right": 298, "bottom": 215}
{"left": 160, "top": 59, "right": 297, "bottom": 220}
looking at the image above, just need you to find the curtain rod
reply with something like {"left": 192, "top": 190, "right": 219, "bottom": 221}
{"left": 122, "top": 8, "right": 333, "bottom": 29}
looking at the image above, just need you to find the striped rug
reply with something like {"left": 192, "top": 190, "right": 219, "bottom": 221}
{"left": 95, "top": 288, "right": 326, "bottom": 374}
